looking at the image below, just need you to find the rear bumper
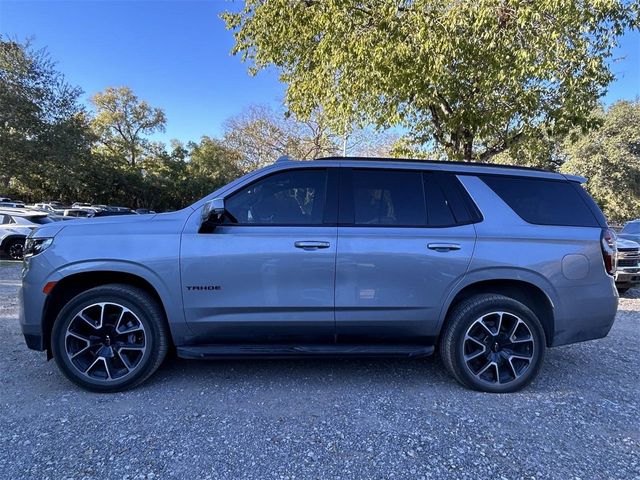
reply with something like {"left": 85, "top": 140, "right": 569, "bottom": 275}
{"left": 551, "top": 281, "right": 618, "bottom": 347}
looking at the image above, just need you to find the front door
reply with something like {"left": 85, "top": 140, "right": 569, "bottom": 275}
{"left": 180, "top": 167, "right": 338, "bottom": 344}
{"left": 335, "top": 168, "right": 477, "bottom": 344}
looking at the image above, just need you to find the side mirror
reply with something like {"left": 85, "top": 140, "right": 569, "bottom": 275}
{"left": 200, "top": 198, "right": 225, "bottom": 232}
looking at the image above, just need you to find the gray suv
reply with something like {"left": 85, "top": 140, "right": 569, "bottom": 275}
{"left": 19, "top": 158, "right": 619, "bottom": 393}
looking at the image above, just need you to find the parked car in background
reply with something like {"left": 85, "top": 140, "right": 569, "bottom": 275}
{"left": 32, "top": 202, "right": 67, "bottom": 215}
{"left": 0, "top": 201, "right": 26, "bottom": 208}
{"left": 0, "top": 207, "right": 54, "bottom": 227}
{"left": 0, "top": 224, "right": 30, "bottom": 259}
{"left": 20, "top": 157, "right": 618, "bottom": 393}
{"left": 63, "top": 208, "right": 91, "bottom": 218}
{"left": 618, "top": 220, "right": 640, "bottom": 244}
{"left": 0, "top": 207, "right": 51, "bottom": 259}
{"left": 615, "top": 237, "right": 640, "bottom": 293}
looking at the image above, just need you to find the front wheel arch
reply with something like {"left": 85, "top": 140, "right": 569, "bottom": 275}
{"left": 43, "top": 271, "right": 173, "bottom": 358}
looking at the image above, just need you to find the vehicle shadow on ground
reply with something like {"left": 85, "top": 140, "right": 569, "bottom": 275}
{"left": 138, "top": 341, "right": 609, "bottom": 397}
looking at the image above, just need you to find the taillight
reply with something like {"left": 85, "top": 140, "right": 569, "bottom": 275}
{"left": 601, "top": 228, "right": 617, "bottom": 275}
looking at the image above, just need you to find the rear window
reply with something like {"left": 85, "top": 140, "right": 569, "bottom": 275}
{"left": 481, "top": 176, "right": 599, "bottom": 227}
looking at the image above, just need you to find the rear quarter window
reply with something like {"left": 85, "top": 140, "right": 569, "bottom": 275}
{"left": 480, "top": 175, "right": 600, "bottom": 227}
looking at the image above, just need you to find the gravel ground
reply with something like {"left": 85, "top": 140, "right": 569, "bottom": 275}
{"left": 0, "top": 260, "right": 638, "bottom": 480}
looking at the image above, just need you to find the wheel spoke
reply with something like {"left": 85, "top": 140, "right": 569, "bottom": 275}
{"left": 78, "top": 312, "right": 99, "bottom": 330}
{"left": 116, "top": 349, "right": 132, "bottom": 372}
{"left": 66, "top": 331, "right": 90, "bottom": 343}
{"left": 464, "top": 348, "right": 486, "bottom": 362}
{"left": 71, "top": 344, "right": 91, "bottom": 359}
{"left": 118, "top": 343, "right": 144, "bottom": 351}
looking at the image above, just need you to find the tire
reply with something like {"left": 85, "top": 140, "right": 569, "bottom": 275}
{"left": 51, "top": 284, "right": 169, "bottom": 392}
{"left": 5, "top": 238, "right": 25, "bottom": 260}
{"left": 440, "top": 294, "right": 546, "bottom": 393}
{"left": 617, "top": 287, "right": 629, "bottom": 295}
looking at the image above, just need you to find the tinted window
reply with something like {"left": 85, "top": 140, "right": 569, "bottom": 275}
{"left": 29, "top": 216, "right": 54, "bottom": 225}
{"left": 226, "top": 169, "right": 328, "bottom": 225}
{"left": 351, "top": 170, "right": 426, "bottom": 225}
{"left": 481, "top": 176, "right": 599, "bottom": 227}
{"left": 423, "top": 174, "right": 456, "bottom": 226}
{"left": 0, "top": 215, "right": 11, "bottom": 224}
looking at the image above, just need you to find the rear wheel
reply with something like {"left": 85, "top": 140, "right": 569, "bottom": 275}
{"left": 51, "top": 284, "right": 169, "bottom": 392}
{"left": 440, "top": 294, "right": 546, "bottom": 393}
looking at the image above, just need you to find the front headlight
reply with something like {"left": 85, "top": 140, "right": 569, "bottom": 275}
{"left": 23, "top": 237, "right": 53, "bottom": 257}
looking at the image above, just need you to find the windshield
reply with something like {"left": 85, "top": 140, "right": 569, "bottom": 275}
{"left": 622, "top": 222, "right": 640, "bottom": 234}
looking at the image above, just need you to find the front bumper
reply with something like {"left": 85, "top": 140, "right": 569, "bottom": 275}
{"left": 19, "top": 254, "right": 54, "bottom": 352}
{"left": 615, "top": 268, "right": 640, "bottom": 288}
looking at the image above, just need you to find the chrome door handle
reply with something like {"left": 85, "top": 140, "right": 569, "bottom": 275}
{"left": 428, "top": 243, "right": 461, "bottom": 252}
{"left": 294, "top": 241, "right": 330, "bottom": 250}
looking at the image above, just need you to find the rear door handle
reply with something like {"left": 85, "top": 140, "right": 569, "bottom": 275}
{"left": 294, "top": 241, "right": 330, "bottom": 250}
{"left": 427, "top": 243, "right": 461, "bottom": 252}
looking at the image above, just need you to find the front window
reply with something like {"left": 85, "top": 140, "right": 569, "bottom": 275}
{"left": 225, "top": 169, "right": 328, "bottom": 225}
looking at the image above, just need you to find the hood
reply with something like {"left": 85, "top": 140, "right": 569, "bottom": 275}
{"left": 33, "top": 208, "right": 192, "bottom": 239}
{"left": 0, "top": 225, "right": 34, "bottom": 236}
{"left": 616, "top": 237, "right": 640, "bottom": 250}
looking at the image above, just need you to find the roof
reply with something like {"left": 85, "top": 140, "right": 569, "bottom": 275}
{"left": 314, "top": 156, "right": 550, "bottom": 172}
{"left": 304, "top": 156, "right": 573, "bottom": 181}
{"left": 0, "top": 207, "right": 48, "bottom": 217}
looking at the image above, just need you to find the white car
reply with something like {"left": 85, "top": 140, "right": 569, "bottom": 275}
{"left": 0, "top": 208, "right": 54, "bottom": 260}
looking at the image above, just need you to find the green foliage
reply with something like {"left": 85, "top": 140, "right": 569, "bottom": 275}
{"left": 561, "top": 100, "right": 640, "bottom": 223}
{"left": 91, "top": 86, "right": 166, "bottom": 167}
{"left": 223, "top": 0, "right": 638, "bottom": 161}
{"left": 0, "top": 36, "right": 93, "bottom": 198}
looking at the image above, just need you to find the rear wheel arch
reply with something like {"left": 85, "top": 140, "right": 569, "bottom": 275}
{"left": 43, "top": 271, "right": 171, "bottom": 357}
{"left": 440, "top": 279, "right": 555, "bottom": 347}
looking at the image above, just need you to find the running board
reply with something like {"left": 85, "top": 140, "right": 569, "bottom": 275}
{"left": 176, "top": 344, "right": 435, "bottom": 360}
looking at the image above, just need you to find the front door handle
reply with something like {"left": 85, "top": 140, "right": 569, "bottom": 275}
{"left": 428, "top": 243, "right": 461, "bottom": 252}
{"left": 294, "top": 241, "right": 330, "bottom": 250}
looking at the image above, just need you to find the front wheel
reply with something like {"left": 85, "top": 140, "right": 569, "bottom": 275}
{"left": 51, "top": 284, "right": 169, "bottom": 392}
{"left": 440, "top": 294, "right": 546, "bottom": 393}
{"left": 5, "top": 238, "right": 25, "bottom": 260}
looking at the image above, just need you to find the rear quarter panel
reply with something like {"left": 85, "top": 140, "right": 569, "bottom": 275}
{"left": 446, "top": 176, "right": 618, "bottom": 346}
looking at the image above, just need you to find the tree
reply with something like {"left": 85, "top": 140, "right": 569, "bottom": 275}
{"left": 222, "top": 105, "right": 341, "bottom": 171}
{"left": 223, "top": 105, "right": 398, "bottom": 171}
{"left": 91, "top": 86, "right": 166, "bottom": 167}
{"left": 223, "top": 1, "right": 638, "bottom": 162}
{"left": 0, "top": 36, "right": 92, "bottom": 197}
{"left": 185, "top": 136, "right": 245, "bottom": 200}
{"left": 561, "top": 100, "right": 640, "bottom": 223}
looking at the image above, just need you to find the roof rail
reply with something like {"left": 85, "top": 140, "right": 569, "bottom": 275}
{"left": 314, "top": 156, "right": 550, "bottom": 173}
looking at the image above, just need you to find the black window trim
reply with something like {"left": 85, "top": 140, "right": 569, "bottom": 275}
{"left": 338, "top": 167, "right": 483, "bottom": 229}
{"left": 219, "top": 166, "right": 339, "bottom": 228}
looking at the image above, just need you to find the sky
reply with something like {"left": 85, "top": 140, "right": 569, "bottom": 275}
{"left": 1, "top": 0, "right": 639, "bottom": 146}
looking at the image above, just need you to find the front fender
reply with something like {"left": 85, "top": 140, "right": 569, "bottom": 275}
{"left": 47, "top": 259, "right": 191, "bottom": 339}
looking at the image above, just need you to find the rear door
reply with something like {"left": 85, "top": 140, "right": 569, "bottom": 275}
{"left": 335, "top": 168, "right": 478, "bottom": 344}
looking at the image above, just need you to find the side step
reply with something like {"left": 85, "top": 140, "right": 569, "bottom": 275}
{"left": 176, "top": 344, "right": 435, "bottom": 360}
